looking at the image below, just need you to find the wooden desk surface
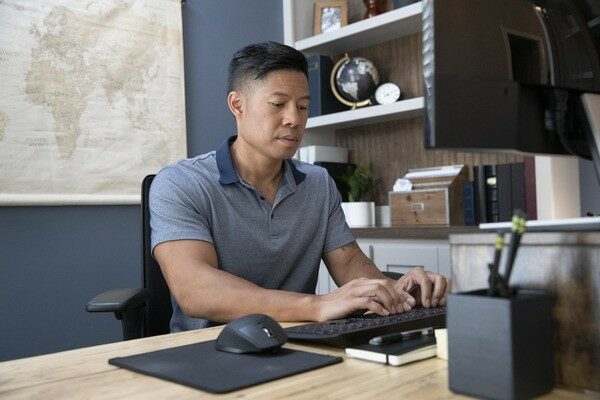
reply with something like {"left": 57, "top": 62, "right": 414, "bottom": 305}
{"left": 0, "top": 324, "right": 590, "bottom": 399}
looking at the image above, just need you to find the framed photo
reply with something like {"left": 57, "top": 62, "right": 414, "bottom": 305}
{"left": 314, "top": 0, "right": 348, "bottom": 35}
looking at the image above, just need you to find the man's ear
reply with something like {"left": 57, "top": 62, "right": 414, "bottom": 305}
{"left": 227, "top": 91, "right": 244, "bottom": 118}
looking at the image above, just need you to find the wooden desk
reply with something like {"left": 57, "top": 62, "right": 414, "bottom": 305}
{"left": 0, "top": 325, "right": 590, "bottom": 399}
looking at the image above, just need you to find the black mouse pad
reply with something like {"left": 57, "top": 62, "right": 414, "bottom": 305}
{"left": 108, "top": 340, "right": 343, "bottom": 394}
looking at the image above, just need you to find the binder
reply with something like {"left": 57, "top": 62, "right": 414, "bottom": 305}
{"left": 523, "top": 157, "right": 537, "bottom": 219}
{"left": 463, "top": 181, "right": 476, "bottom": 225}
{"left": 510, "top": 162, "right": 526, "bottom": 215}
{"left": 473, "top": 165, "right": 487, "bottom": 223}
{"left": 306, "top": 54, "right": 347, "bottom": 117}
{"left": 497, "top": 164, "right": 513, "bottom": 222}
{"left": 484, "top": 165, "right": 499, "bottom": 222}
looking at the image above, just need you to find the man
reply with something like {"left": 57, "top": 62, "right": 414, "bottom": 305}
{"left": 150, "top": 41, "right": 450, "bottom": 332}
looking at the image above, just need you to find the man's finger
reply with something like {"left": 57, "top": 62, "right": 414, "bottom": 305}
{"left": 428, "top": 272, "right": 446, "bottom": 307}
{"left": 439, "top": 277, "right": 452, "bottom": 305}
{"left": 354, "top": 282, "right": 397, "bottom": 314}
{"left": 359, "top": 278, "right": 405, "bottom": 314}
{"left": 410, "top": 267, "right": 433, "bottom": 308}
{"left": 354, "top": 297, "right": 389, "bottom": 316}
{"left": 378, "top": 279, "right": 404, "bottom": 313}
{"left": 392, "top": 286, "right": 416, "bottom": 312}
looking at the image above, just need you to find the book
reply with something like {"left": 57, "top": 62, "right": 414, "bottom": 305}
{"left": 303, "top": 145, "right": 348, "bottom": 164}
{"left": 463, "top": 181, "right": 476, "bottom": 225}
{"left": 523, "top": 157, "right": 537, "bottom": 219}
{"left": 473, "top": 165, "right": 487, "bottom": 223}
{"left": 510, "top": 162, "right": 526, "bottom": 215}
{"left": 345, "top": 335, "right": 437, "bottom": 366}
{"left": 306, "top": 54, "right": 347, "bottom": 118}
{"left": 484, "top": 165, "right": 499, "bottom": 222}
{"left": 497, "top": 164, "right": 513, "bottom": 222}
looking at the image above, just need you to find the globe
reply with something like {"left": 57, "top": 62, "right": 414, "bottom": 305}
{"left": 334, "top": 56, "right": 380, "bottom": 103}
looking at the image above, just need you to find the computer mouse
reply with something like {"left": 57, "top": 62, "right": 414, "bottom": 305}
{"left": 215, "top": 313, "right": 287, "bottom": 354}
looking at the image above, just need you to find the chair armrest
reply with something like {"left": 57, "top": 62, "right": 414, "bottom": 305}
{"left": 86, "top": 288, "right": 152, "bottom": 313}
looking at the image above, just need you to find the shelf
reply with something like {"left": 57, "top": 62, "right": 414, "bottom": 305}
{"left": 306, "top": 97, "right": 423, "bottom": 130}
{"left": 294, "top": 2, "right": 422, "bottom": 55}
{"left": 351, "top": 226, "right": 481, "bottom": 240}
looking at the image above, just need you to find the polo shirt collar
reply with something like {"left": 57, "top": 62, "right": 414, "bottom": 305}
{"left": 216, "top": 135, "right": 306, "bottom": 186}
{"left": 216, "top": 136, "right": 239, "bottom": 184}
{"left": 287, "top": 157, "right": 306, "bottom": 186}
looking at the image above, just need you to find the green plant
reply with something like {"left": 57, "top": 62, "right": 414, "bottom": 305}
{"left": 341, "top": 164, "right": 381, "bottom": 202}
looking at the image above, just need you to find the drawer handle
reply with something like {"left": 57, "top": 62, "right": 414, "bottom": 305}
{"left": 410, "top": 202, "right": 425, "bottom": 212}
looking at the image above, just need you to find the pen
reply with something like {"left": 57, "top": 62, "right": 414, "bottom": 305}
{"left": 501, "top": 210, "right": 527, "bottom": 297}
{"left": 487, "top": 232, "right": 504, "bottom": 296}
{"left": 369, "top": 328, "right": 433, "bottom": 346}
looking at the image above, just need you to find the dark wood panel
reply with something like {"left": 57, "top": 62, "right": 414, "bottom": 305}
{"left": 450, "top": 233, "right": 600, "bottom": 392}
{"left": 336, "top": 117, "right": 524, "bottom": 205}
{"left": 333, "top": 33, "right": 523, "bottom": 205}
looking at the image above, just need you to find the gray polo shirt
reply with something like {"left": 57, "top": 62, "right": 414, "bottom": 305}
{"left": 150, "top": 135, "right": 354, "bottom": 332}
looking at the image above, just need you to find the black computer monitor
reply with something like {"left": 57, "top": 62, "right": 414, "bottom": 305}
{"left": 422, "top": 0, "right": 600, "bottom": 180}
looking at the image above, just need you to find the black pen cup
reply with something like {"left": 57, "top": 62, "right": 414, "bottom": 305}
{"left": 447, "top": 289, "right": 554, "bottom": 400}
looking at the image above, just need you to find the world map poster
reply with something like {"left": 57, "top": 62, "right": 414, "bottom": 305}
{"left": 0, "top": 0, "right": 187, "bottom": 205}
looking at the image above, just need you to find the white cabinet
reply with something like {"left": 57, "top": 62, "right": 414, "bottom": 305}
{"left": 315, "top": 238, "right": 450, "bottom": 294}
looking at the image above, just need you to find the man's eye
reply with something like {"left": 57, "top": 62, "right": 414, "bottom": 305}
{"left": 298, "top": 105, "right": 308, "bottom": 111}
{"left": 269, "top": 102, "right": 284, "bottom": 108}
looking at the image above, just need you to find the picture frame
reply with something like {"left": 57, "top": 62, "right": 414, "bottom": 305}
{"left": 313, "top": 0, "right": 348, "bottom": 36}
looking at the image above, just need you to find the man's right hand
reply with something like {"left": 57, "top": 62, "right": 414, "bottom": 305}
{"left": 315, "top": 277, "right": 416, "bottom": 322}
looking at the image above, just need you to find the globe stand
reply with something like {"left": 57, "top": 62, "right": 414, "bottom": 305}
{"left": 330, "top": 54, "right": 373, "bottom": 109}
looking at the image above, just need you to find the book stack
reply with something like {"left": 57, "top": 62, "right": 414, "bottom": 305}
{"left": 345, "top": 335, "right": 437, "bottom": 366}
{"left": 468, "top": 158, "right": 536, "bottom": 224}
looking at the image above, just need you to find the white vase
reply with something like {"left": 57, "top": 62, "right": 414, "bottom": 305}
{"left": 341, "top": 202, "right": 376, "bottom": 228}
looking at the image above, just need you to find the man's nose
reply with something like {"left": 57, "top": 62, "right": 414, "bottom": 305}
{"left": 283, "top": 104, "right": 300, "bottom": 128}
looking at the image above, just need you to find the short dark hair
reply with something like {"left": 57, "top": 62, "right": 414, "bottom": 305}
{"left": 227, "top": 41, "right": 308, "bottom": 94}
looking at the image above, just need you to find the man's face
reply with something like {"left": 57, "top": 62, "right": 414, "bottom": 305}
{"left": 235, "top": 69, "right": 310, "bottom": 160}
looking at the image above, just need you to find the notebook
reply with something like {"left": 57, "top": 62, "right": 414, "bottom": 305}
{"left": 345, "top": 334, "right": 436, "bottom": 366}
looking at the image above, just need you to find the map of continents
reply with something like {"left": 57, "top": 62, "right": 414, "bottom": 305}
{"left": 0, "top": 0, "right": 186, "bottom": 204}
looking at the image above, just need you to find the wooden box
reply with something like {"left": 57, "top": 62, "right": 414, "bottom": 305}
{"left": 389, "top": 165, "right": 467, "bottom": 226}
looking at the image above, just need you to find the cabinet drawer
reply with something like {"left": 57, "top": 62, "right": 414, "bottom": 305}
{"left": 372, "top": 244, "right": 439, "bottom": 275}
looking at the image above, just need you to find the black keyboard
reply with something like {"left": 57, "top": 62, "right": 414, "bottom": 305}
{"left": 285, "top": 306, "right": 446, "bottom": 347}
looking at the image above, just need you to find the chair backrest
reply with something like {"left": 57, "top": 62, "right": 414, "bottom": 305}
{"left": 141, "top": 174, "right": 172, "bottom": 337}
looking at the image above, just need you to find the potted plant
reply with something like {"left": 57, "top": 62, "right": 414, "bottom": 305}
{"left": 340, "top": 164, "right": 381, "bottom": 227}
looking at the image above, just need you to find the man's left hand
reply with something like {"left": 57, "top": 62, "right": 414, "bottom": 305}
{"left": 393, "top": 267, "right": 451, "bottom": 309}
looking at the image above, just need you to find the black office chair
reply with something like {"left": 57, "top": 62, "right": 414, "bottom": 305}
{"left": 87, "top": 175, "right": 173, "bottom": 340}
{"left": 86, "top": 174, "right": 403, "bottom": 340}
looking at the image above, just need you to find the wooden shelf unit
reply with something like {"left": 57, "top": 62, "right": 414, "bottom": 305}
{"left": 284, "top": 0, "right": 524, "bottom": 206}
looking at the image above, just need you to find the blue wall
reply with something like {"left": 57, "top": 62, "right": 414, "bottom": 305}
{"left": 0, "top": 0, "right": 282, "bottom": 362}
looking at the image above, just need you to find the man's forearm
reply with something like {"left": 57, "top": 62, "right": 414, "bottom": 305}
{"left": 173, "top": 265, "right": 319, "bottom": 323}
{"left": 336, "top": 250, "right": 389, "bottom": 286}
{"left": 343, "top": 256, "right": 390, "bottom": 283}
